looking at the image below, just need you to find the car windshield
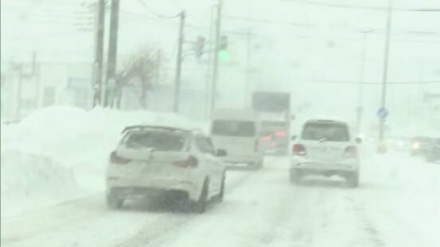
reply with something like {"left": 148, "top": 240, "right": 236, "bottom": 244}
{"left": 124, "top": 131, "right": 187, "bottom": 151}
{"left": 212, "top": 120, "right": 256, "bottom": 137}
{"left": 302, "top": 123, "right": 350, "bottom": 142}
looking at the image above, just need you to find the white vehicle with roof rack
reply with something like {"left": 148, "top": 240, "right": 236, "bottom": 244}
{"left": 290, "top": 119, "right": 361, "bottom": 187}
{"left": 106, "top": 125, "right": 227, "bottom": 213}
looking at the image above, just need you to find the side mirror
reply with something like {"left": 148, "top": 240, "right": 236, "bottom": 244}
{"left": 216, "top": 149, "right": 227, "bottom": 157}
{"left": 291, "top": 135, "right": 297, "bottom": 141}
{"left": 355, "top": 137, "right": 362, "bottom": 144}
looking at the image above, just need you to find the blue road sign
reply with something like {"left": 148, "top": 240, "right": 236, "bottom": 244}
{"left": 377, "top": 108, "right": 389, "bottom": 119}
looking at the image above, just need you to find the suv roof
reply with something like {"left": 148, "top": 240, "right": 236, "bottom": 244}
{"left": 121, "top": 125, "right": 203, "bottom": 135}
{"left": 305, "top": 119, "right": 348, "bottom": 125}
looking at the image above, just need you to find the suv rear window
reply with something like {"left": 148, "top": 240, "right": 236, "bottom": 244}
{"left": 212, "top": 120, "right": 256, "bottom": 137}
{"left": 123, "top": 131, "right": 187, "bottom": 151}
{"left": 302, "top": 122, "right": 350, "bottom": 142}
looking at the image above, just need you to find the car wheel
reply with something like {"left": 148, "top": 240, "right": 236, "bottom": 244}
{"left": 214, "top": 178, "right": 225, "bottom": 203}
{"left": 192, "top": 181, "right": 209, "bottom": 214}
{"left": 346, "top": 173, "right": 359, "bottom": 188}
{"left": 106, "top": 191, "right": 124, "bottom": 209}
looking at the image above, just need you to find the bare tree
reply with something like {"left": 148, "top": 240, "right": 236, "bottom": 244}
{"left": 114, "top": 47, "right": 163, "bottom": 109}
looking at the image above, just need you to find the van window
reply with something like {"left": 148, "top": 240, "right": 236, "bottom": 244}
{"left": 302, "top": 123, "right": 350, "bottom": 142}
{"left": 123, "top": 131, "right": 187, "bottom": 151}
{"left": 212, "top": 120, "right": 256, "bottom": 137}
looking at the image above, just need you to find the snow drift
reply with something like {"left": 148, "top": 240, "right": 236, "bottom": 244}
{"left": 1, "top": 106, "right": 204, "bottom": 217}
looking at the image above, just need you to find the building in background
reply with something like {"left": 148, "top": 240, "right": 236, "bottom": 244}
{"left": 1, "top": 61, "right": 92, "bottom": 121}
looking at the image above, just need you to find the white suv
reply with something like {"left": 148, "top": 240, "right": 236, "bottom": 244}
{"left": 290, "top": 119, "right": 360, "bottom": 187}
{"left": 106, "top": 125, "right": 227, "bottom": 213}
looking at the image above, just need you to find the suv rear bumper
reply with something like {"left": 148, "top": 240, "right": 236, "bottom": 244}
{"left": 222, "top": 154, "right": 263, "bottom": 166}
{"left": 106, "top": 177, "right": 201, "bottom": 201}
{"left": 291, "top": 158, "right": 358, "bottom": 175}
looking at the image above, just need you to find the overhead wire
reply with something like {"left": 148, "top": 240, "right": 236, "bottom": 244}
{"left": 310, "top": 80, "right": 440, "bottom": 85}
{"left": 272, "top": 0, "right": 440, "bottom": 12}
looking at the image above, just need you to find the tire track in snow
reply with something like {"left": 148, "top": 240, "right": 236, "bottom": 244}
{"left": 113, "top": 168, "right": 257, "bottom": 247}
{"left": 348, "top": 196, "right": 386, "bottom": 247}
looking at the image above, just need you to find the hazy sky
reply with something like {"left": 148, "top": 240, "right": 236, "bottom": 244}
{"left": 2, "top": 0, "right": 439, "bottom": 132}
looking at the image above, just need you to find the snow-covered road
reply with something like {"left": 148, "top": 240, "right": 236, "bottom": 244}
{"left": 2, "top": 153, "right": 439, "bottom": 247}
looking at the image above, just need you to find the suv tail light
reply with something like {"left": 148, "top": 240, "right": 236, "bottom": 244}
{"left": 345, "top": 146, "right": 358, "bottom": 158}
{"left": 293, "top": 144, "right": 307, "bottom": 156}
{"left": 173, "top": 155, "right": 198, "bottom": 168}
{"left": 275, "top": 130, "right": 287, "bottom": 137}
{"left": 110, "top": 151, "right": 132, "bottom": 165}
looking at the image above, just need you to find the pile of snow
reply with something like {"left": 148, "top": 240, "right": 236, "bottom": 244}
{"left": 1, "top": 106, "right": 204, "bottom": 217}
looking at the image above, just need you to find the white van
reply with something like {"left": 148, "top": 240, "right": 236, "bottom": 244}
{"left": 211, "top": 109, "right": 264, "bottom": 169}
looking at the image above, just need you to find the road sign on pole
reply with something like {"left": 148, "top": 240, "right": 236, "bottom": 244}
{"left": 377, "top": 107, "right": 389, "bottom": 119}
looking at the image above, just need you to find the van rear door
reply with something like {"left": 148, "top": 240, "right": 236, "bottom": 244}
{"left": 211, "top": 120, "right": 257, "bottom": 156}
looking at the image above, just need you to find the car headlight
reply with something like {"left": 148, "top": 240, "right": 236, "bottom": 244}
{"left": 412, "top": 143, "right": 420, "bottom": 149}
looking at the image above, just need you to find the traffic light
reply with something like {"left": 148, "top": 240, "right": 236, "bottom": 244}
{"left": 218, "top": 50, "right": 229, "bottom": 61}
{"left": 218, "top": 35, "right": 228, "bottom": 61}
{"left": 219, "top": 35, "right": 228, "bottom": 51}
{"left": 194, "top": 35, "right": 205, "bottom": 58}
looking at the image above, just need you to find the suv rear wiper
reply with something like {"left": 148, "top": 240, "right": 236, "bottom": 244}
{"left": 319, "top": 138, "right": 328, "bottom": 143}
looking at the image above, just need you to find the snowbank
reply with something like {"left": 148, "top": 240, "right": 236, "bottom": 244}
{"left": 1, "top": 106, "right": 203, "bottom": 217}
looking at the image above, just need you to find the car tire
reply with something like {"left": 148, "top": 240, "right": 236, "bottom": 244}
{"left": 106, "top": 191, "right": 124, "bottom": 209}
{"left": 346, "top": 172, "right": 359, "bottom": 188}
{"left": 214, "top": 178, "right": 225, "bottom": 203}
{"left": 192, "top": 181, "right": 209, "bottom": 214}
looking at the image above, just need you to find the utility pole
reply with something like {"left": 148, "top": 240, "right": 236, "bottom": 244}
{"left": 205, "top": 5, "right": 216, "bottom": 120}
{"left": 173, "top": 10, "right": 186, "bottom": 113}
{"left": 93, "top": 0, "right": 105, "bottom": 107}
{"left": 379, "top": 0, "right": 394, "bottom": 143}
{"left": 105, "top": 0, "right": 120, "bottom": 107}
{"left": 210, "top": 0, "right": 223, "bottom": 118}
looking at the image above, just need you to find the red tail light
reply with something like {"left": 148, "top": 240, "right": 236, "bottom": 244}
{"left": 173, "top": 156, "right": 198, "bottom": 168}
{"left": 275, "top": 130, "right": 287, "bottom": 137}
{"left": 110, "top": 151, "right": 132, "bottom": 165}
{"left": 345, "top": 146, "right": 358, "bottom": 158}
{"left": 293, "top": 144, "right": 307, "bottom": 156}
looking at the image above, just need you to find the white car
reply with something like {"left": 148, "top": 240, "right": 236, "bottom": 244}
{"left": 290, "top": 119, "right": 361, "bottom": 187}
{"left": 106, "top": 125, "right": 227, "bottom": 213}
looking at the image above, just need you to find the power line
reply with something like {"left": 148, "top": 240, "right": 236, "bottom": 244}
{"left": 135, "top": 0, "right": 180, "bottom": 19}
{"left": 163, "top": 0, "right": 183, "bottom": 11}
{"left": 311, "top": 80, "right": 440, "bottom": 85}
{"left": 275, "top": 0, "right": 440, "bottom": 12}
{"left": 227, "top": 15, "right": 313, "bottom": 27}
